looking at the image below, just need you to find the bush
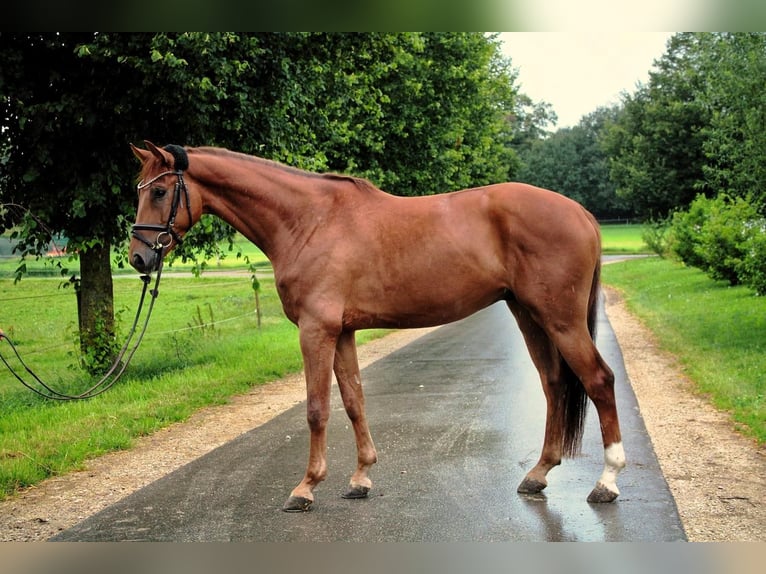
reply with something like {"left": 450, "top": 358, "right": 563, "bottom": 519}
{"left": 668, "top": 193, "right": 766, "bottom": 293}
{"left": 641, "top": 218, "right": 671, "bottom": 257}
{"left": 695, "top": 194, "right": 759, "bottom": 285}
{"left": 668, "top": 195, "right": 709, "bottom": 269}
{"left": 738, "top": 218, "right": 766, "bottom": 295}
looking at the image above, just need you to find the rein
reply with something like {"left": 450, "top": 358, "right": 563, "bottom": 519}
{"left": 0, "top": 264, "right": 164, "bottom": 400}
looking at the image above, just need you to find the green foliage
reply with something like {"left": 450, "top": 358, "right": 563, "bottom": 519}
{"left": 668, "top": 194, "right": 766, "bottom": 294}
{"left": 601, "top": 33, "right": 712, "bottom": 218}
{"left": 697, "top": 33, "right": 766, "bottom": 209}
{"left": 640, "top": 219, "right": 671, "bottom": 257}
{"left": 297, "top": 32, "right": 521, "bottom": 195}
{"left": 737, "top": 219, "right": 766, "bottom": 296}
{"left": 603, "top": 258, "right": 766, "bottom": 444}
{"left": 602, "top": 33, "right": 766, "bottom": 219}
{"left": 667, "top": 196, "right": 710, "bottom": 269}
{"left": 507, "top": 93, "right": 558, "bottom": 153}
{"left": 518, "top": 106, "right": 629, "bottom": 219}
{"left": 72, "top": 312, "right": 121, "bottom": 375}
{"left": 1, "top": 33, "right": 524, "bottom": 243}
{"left": 696, "top": 195, "right": 760, "bottom": 285}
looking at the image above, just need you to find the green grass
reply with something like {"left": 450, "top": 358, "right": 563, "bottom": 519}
{"left": 602, "top": 257, "right": 765, "bottom": 444}
{"left": 599, "top": 223, "right": 650, "bottom": 254}
{"left": 0, "top": 233, "right": 271, "bottom": 278}
{"left": 0, "top": 274, "right": 389, "bottom": 499}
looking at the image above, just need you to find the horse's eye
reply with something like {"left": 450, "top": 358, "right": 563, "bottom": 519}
{"left": 152, "top": 187, "right": 167, "bottom": 200}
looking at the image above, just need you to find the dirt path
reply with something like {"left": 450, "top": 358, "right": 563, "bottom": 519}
{"left": 603, "top": 286, "right": 764, "bottom": 541}
{"left": 1, "top": 289, "right": 763, "bottom": 541}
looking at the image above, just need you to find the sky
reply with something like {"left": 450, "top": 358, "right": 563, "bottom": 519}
{"left": 499, "top": 32, "right": 674, "bottom": 129}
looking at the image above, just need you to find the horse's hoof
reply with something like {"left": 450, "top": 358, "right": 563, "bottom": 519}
{"left": 341, "top": 485, "right": 370, "bottom": 499}
{"left": 517, "top": 477, "right": 547, "bottom": 494}
{"left": 587, "top": 483, "right": 619, "bottom": 503}
{"left": 282, "top": 495, "right": 314, "bottom": 512}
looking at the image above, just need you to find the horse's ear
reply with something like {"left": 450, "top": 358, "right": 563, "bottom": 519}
{"left": 143, "top": 140, "right": 174, "bottom": 167}
{"left": 130, "top": 143, "right": 150, "bottom": 163}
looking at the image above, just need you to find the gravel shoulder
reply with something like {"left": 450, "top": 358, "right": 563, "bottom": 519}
{"left": 1, "top": 290, "right": 763, "bottom": 541}
{"left": 603, "top": 286, "right": 764, "bottom": 541}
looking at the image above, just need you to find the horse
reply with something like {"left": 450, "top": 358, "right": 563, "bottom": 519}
{"left": 128, "top": 141, "right": 626, "bottom": 512}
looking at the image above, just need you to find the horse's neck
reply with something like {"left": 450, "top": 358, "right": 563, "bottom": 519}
{"left": 194, "top": 155, "right": 328, "bottom": 262}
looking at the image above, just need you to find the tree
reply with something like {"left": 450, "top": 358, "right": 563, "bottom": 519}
{"left": 507, "top": 93, "right": 558, "bottom": 156}
{"left": 316, "top": 32, "right": 521, "bottom": 195}
{"left": 1, "top": 33, "right": 529, "bottom": 372}
{"left": 1, "top": 33, "right": 140, "bottom": 371}
{"left": 601, "top": 33, "right": 712, "bottom": 218}
{"left": 0, "top": 33, "right": 271, "bottom": 370}
{"left": 600, "top": 33, "right": 766, "bottom": 218}
{"left": 517, "top": 106, "right": 630, "bottom": 219}
{"left": 697, "top": 33, "right": 766, "bottom": 211}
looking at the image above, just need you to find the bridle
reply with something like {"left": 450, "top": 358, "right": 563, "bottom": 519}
{"left": 131, "top": 169, "right": 192, "bottom": 256}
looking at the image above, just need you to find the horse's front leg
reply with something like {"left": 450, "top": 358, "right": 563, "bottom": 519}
{"left": 334, "top": 330, "right": 377, "bottom": 500}
{"left": 282, "top": 323, "right": 338, "bottom": 512}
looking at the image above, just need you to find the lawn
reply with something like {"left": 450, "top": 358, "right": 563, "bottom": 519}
{"left": 0, "top": 233, "right": 270, "bottom": 279}
{"left": 602, "top": 257, "right": 765, "bottom": 444}
{"left": 2, "top": 224, "right": 647, "bottom": 279}
{"left": 599, "top": 223, "right": 650, "bottom": 254}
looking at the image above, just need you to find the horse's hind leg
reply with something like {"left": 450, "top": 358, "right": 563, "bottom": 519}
{"left": 334, "top": 330, "right": 377, "bottom": 499}
{"left": 509, "top": 298, "right": 626, "bottom": 502}
{"left": 548, "top": 327, "right": 626, "bottom": 503}
{"left": 507, "top": 302, "right": 567, "bottom": 494}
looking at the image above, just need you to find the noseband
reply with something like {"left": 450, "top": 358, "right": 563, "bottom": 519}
{"left": 131, "top": 169, "right": 192, "bottom": 254}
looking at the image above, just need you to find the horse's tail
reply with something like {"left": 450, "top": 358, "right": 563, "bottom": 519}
{"left": 559, "top": 247, "right": 601, "bottom": 458}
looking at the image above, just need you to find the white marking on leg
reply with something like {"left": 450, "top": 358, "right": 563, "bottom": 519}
{"left": 597, "top": 442, "right": 626, "bottom": 494}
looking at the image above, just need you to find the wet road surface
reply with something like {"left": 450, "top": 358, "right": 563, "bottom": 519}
{"left": 52, "top": 299, "right": 685, "bottom": 541}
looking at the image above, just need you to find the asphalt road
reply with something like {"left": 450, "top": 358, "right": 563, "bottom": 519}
{"left": 51, "top": 297, "right": 686, "bottom": 542}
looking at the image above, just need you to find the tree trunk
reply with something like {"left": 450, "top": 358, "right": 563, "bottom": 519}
{"left": 76, "top": 241, "right": 116, "bottom": 374}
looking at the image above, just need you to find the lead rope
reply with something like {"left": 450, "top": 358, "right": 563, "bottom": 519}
{"left": 0, "top": 259, "right": 165, "bottom": 400}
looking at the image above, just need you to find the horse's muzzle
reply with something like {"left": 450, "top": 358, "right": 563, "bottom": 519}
{"left": 129, "top": 244, "right": 160, "bottom": 274}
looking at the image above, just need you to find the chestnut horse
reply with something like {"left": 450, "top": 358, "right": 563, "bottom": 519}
{"left": 128, "top": 142, "right": 625, "bottom": 511}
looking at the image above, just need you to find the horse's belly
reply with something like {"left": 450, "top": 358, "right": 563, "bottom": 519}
{"left": 345, "top": 283, "right": 505, "bottom": 330}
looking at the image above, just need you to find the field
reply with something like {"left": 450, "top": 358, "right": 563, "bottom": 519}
{"left": 599, "top": 223, "right": 649, "bottom": 254}
{"left": 0, "top": 234, "right": 270, "bottom": 279}
{"left": 0, "top": 223, "right": 647, "bottom": 279}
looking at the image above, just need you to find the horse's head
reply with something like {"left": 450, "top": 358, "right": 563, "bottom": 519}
{"left": 129, "top": 141, "right": 199, "bottom": 274}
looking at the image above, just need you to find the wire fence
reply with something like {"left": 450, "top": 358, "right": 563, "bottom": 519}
{"left": 1, "top": 275, "right": 265, "bottom": 361}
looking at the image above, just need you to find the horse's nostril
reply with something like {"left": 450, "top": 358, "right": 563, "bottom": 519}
{"left": 132, "top": 252, "right": 145, "bottom": 270}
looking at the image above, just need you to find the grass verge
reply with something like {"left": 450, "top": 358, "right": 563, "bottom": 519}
{"left": 602, "top": 257, "right": 765, "bottom": 444}
{"left": 599, "top": 223, "right": 649, "bottom": 254}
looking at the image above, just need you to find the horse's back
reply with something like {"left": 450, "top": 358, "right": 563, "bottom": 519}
{"left": 342, "top": 180, "right": 601, "bottom": 278}
{"left": 438, "top": 182, "right": 601, "bottom": 258}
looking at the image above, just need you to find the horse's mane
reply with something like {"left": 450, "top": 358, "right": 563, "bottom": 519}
{"left": 190, "top": 146, "right": 380, "bottom": 194}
